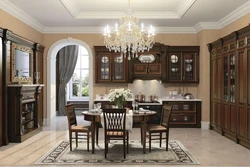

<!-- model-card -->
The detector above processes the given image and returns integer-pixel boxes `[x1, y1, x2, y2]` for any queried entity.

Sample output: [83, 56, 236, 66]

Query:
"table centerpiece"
[108, 88, 133, 108]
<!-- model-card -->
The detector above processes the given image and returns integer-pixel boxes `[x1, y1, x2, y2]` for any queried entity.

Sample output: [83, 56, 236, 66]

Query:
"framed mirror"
[11, 42, 33, 84]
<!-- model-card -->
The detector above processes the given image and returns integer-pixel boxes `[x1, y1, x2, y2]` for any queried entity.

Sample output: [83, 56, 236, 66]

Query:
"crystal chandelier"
[103, 0, 155, 60]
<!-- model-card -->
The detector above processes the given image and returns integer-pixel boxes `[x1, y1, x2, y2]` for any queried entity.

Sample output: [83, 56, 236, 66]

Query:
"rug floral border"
[35, 140, 199, 165]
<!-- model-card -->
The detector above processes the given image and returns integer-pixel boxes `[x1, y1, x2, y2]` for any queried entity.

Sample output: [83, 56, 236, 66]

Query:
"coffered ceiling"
[0, 0, 250, 33]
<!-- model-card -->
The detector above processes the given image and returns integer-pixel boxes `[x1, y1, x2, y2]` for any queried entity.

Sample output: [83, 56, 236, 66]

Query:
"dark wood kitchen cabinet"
[133, 52, 162, 79]
[134, 63, 161, 75]
[7, 84, 43, 142]
[221, 33, 237, 141]
[94, 46, 128, 83]
[208, 39, 223, 134]
[167, 46, 199, 83]
[236, 26, 250, 148]
[163, 100, 201, 128]
[208, 24, 250, 149]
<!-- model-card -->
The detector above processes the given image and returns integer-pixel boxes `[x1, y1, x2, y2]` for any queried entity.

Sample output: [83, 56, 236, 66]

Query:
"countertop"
[94, 98, 202, 105]
[159, 98, 202, 102]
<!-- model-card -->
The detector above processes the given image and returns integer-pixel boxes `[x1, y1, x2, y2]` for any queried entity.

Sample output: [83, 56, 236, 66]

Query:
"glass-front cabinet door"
[183, 53, 196, 81]
[168, 53, 181, 81]
[96, 53, 127, 83]
[223, 56, 229, 102]
[112, 54, 127, 82]
[229, 54, 235, 103]
[223, 54, 235, 103]
[97, 54, 111, 82]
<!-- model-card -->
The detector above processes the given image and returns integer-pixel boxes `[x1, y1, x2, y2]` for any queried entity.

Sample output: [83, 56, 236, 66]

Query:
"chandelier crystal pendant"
[103, 0, 155, 60]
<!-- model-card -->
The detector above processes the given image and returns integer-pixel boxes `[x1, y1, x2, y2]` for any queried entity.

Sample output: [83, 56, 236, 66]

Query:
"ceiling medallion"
[103, 0, 155, 60]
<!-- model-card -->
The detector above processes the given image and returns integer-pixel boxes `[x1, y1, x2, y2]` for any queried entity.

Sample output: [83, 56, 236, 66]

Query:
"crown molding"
[194, 0, 250, 32]
[176, 0, 196, 18]
[42, 26, 197, 34]
[60, 0, 80, 18]
[42, 27, 103, 34]
[0, 0, 44, 32]
[1, 0, 250, 34]
[194, 22, 221, 32]
[155, 27, 197, 34]
[218, 0, 250, 28]
[61, 0, 194, 19]
[77, 11, 179, 19]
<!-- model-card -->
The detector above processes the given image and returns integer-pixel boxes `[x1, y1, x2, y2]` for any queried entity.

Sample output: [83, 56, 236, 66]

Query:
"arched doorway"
[46, 37, 93, 125]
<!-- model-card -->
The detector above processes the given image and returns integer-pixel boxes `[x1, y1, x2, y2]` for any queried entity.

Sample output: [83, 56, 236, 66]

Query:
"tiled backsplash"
[95, 80, 198, 100]
[128, 80, 165, 101]
[128, 80, 198, 100]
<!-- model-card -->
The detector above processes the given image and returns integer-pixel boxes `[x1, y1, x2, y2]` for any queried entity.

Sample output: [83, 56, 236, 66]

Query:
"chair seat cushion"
[71, 125, 90, 132]
[147, 125, 167, 132]
[107, 131, 124, 136]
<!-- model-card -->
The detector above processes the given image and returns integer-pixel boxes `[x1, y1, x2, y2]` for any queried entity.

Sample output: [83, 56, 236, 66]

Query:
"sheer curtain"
[58, 45, 79, 116]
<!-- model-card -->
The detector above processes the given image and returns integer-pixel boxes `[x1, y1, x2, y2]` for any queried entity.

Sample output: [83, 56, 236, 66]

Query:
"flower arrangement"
[108, 88, 133, 108]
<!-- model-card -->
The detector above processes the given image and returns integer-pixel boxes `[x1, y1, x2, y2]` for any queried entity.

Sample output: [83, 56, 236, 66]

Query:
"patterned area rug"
[35, 140, 199, 165]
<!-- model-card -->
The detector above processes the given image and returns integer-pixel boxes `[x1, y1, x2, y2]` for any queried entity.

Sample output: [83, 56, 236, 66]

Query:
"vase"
[115, 100, 123, 109]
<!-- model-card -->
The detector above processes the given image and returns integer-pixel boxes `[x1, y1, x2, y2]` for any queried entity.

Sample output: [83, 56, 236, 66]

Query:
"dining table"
[82, 110, 157, 154]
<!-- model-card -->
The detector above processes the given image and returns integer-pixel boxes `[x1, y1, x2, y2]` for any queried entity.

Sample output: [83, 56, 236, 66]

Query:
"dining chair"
[146, 104, 172, 152]
[65, 103, 91, 151]
[102, 108, 129, 159]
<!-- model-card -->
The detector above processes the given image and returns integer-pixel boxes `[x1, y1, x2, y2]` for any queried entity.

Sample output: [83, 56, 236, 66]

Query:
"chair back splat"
[102, 108, 129, 159]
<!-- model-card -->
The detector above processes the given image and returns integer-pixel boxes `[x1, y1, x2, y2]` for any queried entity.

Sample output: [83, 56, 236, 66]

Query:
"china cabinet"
[208, 24, 250, 149]
[221, 33, 237, 141]
[236, 26, 250, 148]
[94, 46, 128, 83]
[167, 46, 199, 83]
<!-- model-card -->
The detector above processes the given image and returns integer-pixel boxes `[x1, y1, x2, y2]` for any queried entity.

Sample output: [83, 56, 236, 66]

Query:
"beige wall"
[1, 8, 250, 124]
[0, 9, 43, 44]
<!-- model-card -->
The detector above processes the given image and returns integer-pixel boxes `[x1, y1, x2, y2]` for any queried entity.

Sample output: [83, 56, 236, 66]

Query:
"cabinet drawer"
[170, 113, 196, 124]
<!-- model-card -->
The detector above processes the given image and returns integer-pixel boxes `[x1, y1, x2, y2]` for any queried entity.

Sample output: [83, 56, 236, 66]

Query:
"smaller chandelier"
[103, 0, 155, 60]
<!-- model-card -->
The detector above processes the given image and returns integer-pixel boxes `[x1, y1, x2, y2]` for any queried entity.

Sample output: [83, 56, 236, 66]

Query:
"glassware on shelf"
[132, 101, 135, 110]
[135, 102, 138, 110]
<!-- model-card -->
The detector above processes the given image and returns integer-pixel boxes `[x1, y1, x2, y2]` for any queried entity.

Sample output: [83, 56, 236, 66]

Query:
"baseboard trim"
[201, 121, 210, 129]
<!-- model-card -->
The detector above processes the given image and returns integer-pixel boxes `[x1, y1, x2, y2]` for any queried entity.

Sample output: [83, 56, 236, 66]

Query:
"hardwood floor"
[0, 116, 250, 166]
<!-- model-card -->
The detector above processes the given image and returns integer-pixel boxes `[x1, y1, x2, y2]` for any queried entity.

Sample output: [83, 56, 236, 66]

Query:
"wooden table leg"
[95, 123, 99, 145]
[142, 122, 147, 153]
[142, 116, 148, 154]
[140, 123, 143, 145]
[91, 121, 96, 154]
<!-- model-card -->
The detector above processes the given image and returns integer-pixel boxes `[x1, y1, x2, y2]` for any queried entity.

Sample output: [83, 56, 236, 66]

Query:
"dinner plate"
[171, 55, 178, 63]
[186, 64, 192, 72]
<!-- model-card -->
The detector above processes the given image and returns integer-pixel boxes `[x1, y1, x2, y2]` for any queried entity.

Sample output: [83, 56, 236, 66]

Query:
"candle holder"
[34, 72, 40, 84]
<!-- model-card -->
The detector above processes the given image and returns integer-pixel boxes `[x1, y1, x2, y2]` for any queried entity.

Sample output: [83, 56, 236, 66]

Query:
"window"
[67, 46, 89, 101]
